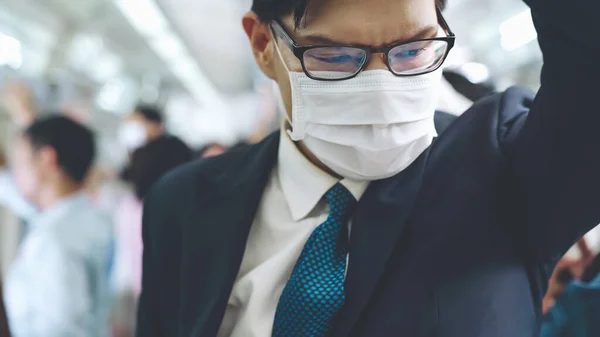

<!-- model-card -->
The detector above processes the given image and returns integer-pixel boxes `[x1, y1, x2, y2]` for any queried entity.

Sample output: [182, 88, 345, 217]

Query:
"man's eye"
[393, 48, 425, 59]
[313, 54, 356, 63]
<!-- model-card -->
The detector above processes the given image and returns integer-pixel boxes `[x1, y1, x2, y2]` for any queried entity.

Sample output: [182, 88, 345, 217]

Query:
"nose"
[363, 52, 388, 71]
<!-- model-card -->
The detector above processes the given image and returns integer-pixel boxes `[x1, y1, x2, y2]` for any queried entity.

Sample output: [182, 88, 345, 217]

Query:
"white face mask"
[118, 121, 148, 151]
[274, 41, 443, 181]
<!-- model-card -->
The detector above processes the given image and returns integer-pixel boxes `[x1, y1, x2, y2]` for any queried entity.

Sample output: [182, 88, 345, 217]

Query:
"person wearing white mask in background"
[111, 105, 191, 337]
[118, 105, 165, 153]
[136, 1, 600, 337]
[118, 105, 191, 185]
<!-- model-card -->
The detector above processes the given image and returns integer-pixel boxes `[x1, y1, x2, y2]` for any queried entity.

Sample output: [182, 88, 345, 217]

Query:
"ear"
[243, 11, 276, 80]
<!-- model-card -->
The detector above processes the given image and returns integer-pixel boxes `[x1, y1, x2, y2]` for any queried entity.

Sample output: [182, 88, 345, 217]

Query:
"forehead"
[282, 0, 438, 47]
[126, 112, 145, 122]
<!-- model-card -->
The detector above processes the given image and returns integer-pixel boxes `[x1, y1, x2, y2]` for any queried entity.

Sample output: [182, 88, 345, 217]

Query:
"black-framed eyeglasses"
[270, 8, 456, 81]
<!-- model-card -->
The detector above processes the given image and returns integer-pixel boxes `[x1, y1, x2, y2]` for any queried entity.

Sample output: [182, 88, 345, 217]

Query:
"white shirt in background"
[4, 192, 113, 337]
[217, 129, 369, 337]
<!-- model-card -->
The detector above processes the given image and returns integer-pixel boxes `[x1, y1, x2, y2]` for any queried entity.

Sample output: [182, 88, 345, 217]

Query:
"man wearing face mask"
[136, 0, 600, 336]
[118, 105, 166, 153]
[119, 105, 191, 182]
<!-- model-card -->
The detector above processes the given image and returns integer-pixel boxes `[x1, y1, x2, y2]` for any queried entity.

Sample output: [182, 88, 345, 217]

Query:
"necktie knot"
[324, 183, 357, 223]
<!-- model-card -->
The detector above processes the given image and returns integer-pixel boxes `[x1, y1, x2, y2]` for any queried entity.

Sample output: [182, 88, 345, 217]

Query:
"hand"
[0, 82, 36, 127]
[543, 259, 572, 315]
[542, 238, 593, 315]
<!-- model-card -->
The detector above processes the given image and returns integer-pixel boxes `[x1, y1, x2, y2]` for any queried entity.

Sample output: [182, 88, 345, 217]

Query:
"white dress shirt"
[217, 129, 369, 337]
[4, 192, 113, 337]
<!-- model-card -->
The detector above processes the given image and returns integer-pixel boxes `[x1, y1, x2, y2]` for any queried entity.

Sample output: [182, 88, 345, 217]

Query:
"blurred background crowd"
[0, 0, 598, 336]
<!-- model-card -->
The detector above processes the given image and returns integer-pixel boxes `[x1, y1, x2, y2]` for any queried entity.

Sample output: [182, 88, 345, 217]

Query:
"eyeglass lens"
[388, 40, 449, 75]
[302, 40, 449, 80]
[303, 47, 368, 80]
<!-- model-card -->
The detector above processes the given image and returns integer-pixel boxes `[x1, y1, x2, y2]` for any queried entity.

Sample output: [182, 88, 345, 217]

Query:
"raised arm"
[512, 0, 600, 262]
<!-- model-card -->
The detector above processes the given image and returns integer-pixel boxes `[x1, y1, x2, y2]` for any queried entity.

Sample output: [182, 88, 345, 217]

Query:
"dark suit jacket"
[0, 281, 10, 337]
[137, 0, 600, 336]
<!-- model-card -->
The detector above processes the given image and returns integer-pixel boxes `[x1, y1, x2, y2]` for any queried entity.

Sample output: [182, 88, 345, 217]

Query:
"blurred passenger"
[0, 83, 38, 221]
[137, 0, 600, 336]
[442, 70, 497, 102]
[3, 116, 113, 337]
[118, 105, 166, 152]
[543, 239, 594, 315]
[118, 104, 191, 180]
[200, 143, 228, 158]
[0, 81, 36, 127]
[0, 281, 10, 337]
[541, 245, 600, 337]
[111, 134, 192, 337]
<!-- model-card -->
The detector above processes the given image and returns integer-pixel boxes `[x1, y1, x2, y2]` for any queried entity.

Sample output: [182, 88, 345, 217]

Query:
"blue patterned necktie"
[272, 183, 357, 337]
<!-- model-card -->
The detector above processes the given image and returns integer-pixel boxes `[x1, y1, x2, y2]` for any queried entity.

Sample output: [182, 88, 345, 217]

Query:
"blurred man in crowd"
[543, 239, 595, 315]
[110, 105, 192, 337]
[112, 132, 193, 337]
[118, 105, 166, 153]
[137, 0, 600, 336]
[541, 239, 600, 337]
[3, 116, 113, 337]
[119, 104, 191, 182]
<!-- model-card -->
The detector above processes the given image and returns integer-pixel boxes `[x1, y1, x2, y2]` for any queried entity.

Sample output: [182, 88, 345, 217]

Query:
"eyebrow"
[297, 25, 441, 47]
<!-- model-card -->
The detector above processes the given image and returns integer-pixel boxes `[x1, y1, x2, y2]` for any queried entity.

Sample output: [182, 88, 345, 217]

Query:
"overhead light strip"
[499, 9, 537, 52]
[115, 0, 223, 109]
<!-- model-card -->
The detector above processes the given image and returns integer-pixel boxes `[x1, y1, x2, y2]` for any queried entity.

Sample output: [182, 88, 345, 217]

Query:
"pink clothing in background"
[114, 193, 144, 297]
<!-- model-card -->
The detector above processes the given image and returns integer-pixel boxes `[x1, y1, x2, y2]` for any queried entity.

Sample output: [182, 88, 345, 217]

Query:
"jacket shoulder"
[495, 86, 534, 134]
[143, 136, 277, 229]
[467, 86, 533, 122]
[430, 87, 534, 161]
[145, 142, 255, 210]
[453, 87, 533, 141]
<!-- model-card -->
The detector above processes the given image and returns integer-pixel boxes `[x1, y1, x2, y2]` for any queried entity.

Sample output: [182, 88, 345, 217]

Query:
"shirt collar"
[277, 127, 369, 221]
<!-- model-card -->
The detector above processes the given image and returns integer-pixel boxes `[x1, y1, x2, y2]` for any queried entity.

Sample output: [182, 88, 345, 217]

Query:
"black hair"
[123, 136, 192, 200]
[252, 0, 448, 28]
[24, 115, 95, 183]
[134, 104, 164, 124]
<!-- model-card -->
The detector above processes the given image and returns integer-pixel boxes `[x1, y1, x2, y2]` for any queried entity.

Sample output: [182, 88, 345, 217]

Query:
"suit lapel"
[178, 133, 280, 337]
[334, 148, 431, 337]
